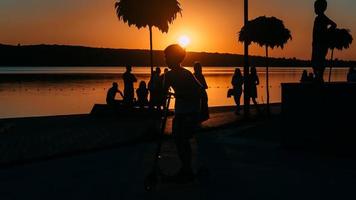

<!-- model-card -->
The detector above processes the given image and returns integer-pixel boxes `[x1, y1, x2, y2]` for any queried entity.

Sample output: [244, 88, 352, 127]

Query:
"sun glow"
[178, 35, 191, 48]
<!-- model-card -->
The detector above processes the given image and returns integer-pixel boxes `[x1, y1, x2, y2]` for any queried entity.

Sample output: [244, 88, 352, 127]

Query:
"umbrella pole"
[328, 49, 334, 83]
[265, 45, 270, 116]
[149, 26, 154, 75]
[243, 0, 250, 118]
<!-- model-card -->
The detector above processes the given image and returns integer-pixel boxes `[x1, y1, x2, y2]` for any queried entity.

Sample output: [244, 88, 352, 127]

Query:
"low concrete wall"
[281, 82, 356, 155]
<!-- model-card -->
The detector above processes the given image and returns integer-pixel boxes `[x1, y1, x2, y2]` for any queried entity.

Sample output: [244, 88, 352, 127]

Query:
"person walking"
[231, 68, 244, 115]
[246, 66, 261, 113]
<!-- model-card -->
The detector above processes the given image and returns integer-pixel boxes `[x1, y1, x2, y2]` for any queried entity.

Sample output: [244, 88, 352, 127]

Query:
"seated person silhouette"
[106, 82, 124, 107]
[136, 81, 149, 109]
[300, 70, 309, 83]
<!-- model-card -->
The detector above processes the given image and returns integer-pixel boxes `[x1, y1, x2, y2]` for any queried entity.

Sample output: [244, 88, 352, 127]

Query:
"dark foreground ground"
[1, 105, 356, 200]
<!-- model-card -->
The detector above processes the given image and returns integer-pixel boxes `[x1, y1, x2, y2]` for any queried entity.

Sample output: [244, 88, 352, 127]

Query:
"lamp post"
[243, 0, 250, 117]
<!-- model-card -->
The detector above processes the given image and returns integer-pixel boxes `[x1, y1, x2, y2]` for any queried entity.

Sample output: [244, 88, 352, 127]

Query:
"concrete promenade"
[1, 105, 356, 200]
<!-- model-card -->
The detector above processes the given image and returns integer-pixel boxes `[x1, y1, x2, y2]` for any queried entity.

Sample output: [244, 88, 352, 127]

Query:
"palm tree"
[327, 28, 353, 82]
[239, 16, 291, 115]
[115, 0, 182, 74]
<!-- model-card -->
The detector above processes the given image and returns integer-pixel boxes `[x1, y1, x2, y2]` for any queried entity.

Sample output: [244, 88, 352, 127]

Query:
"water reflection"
[0, 67, 348, 118]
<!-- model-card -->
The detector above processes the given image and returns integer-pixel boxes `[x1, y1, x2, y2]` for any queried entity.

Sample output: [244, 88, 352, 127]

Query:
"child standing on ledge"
[312, 0, 337, 82]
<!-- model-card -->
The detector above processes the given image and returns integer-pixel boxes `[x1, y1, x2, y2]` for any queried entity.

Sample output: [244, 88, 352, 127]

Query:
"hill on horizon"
[1, 44, 355, 67]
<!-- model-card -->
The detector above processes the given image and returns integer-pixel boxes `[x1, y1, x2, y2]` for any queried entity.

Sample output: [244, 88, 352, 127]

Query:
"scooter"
[144, 92, 174, 191]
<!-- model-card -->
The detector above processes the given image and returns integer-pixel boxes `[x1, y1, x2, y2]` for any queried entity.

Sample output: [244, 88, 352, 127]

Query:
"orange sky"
[1, 0, 355, 60]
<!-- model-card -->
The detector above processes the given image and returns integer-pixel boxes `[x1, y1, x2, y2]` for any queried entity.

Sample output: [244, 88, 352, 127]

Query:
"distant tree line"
[1, 44, 355, 67]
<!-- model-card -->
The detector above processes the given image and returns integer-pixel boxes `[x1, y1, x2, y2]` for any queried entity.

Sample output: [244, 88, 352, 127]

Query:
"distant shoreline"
[1, 44, 355, 67]
[0, 65, 351, 68]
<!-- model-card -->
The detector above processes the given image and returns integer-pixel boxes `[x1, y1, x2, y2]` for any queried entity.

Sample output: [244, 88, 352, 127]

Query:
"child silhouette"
[312, 0, 337, 82]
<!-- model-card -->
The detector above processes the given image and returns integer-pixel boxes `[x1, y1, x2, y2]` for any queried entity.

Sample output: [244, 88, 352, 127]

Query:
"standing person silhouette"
[193, 62, 210, 122]
[312, 0, 337, 82]
[163, 44, 203, 183]
[148, 67, 163, 110]
[159, 68, 170, 109]
[247, 66, 261, 113]
[122, 65, 137, 105]
[231, 68, 244, 115]
[160, 68, 170, 108]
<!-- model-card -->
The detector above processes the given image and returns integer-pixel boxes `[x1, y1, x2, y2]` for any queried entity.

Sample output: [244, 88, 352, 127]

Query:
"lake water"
[0, 66, 349, 119]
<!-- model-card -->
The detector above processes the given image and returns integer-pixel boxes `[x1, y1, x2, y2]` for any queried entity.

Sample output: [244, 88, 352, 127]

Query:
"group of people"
[229, 66, 261, 115]
[106, 65, 139, 107]
[105, 45, 214, 182]
[106, 61, 210, 121]
[300, 66, 356, 83]
[106, 65, 168, 110]
[105, 43, 266, 182]
[103, 0, 354, 184]
[300, 70, 317, 83]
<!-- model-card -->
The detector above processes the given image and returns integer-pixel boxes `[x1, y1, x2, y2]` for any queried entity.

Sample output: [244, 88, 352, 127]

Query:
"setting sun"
[178, 35, 191, 48]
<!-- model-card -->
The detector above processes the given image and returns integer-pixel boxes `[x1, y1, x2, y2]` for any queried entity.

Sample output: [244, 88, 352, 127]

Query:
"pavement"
[1, 105, 356, 200]
[0, 143, 150, 200]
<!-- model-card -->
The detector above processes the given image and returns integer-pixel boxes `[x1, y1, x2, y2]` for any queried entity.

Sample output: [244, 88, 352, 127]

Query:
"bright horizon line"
[4, 42, 353, 62]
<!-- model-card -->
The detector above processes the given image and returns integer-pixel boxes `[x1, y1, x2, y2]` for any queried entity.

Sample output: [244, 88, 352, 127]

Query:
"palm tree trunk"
[265, 45, 270, 116]
[328, 49, 334, 83]
[149, 25, 153, 75]
[243, 0, 250, 118]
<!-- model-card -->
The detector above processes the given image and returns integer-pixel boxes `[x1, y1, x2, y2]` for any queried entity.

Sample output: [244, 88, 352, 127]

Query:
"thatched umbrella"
[327, 28, 353, 82]
[115, 0, 182, 74]
[239, 16, 291, 115]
